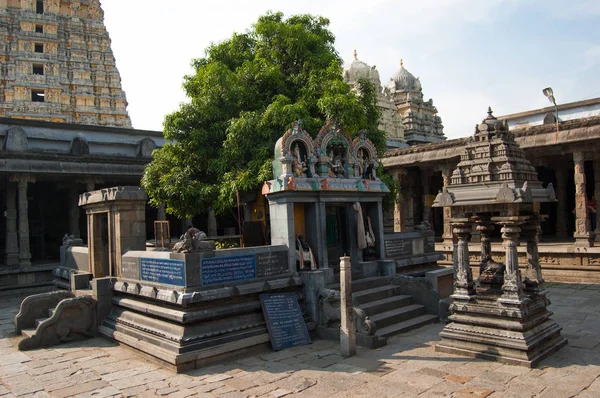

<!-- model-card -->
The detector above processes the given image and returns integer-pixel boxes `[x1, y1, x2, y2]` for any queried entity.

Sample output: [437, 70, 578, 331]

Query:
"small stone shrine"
[432, 108, 566, 366]
[263, 119, 389, 278]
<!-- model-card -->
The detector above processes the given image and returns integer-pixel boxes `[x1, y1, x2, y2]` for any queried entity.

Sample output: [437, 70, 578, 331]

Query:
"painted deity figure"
[291, 144, 307, 177]
[327, 148, 347, 178]
[358, 149, 366, 178]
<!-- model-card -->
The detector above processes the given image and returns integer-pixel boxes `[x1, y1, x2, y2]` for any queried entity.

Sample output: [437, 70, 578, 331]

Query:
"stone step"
[360, 295, 413, 316]
[369, 304, 425, 329]
[376, 314, 439, 338]
[21, 328, 36, 339]
[35, 317, 49, 327]
[327, 276, 390, 293]
[352, 285, 401, 305]
[75, 289, 93, 297]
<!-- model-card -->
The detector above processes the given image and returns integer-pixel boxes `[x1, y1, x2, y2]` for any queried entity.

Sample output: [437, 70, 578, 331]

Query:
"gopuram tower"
[0, 0, 132, 127]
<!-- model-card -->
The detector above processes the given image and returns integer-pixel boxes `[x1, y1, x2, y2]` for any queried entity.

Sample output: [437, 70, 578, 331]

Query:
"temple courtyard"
[0, 282, 597, 398]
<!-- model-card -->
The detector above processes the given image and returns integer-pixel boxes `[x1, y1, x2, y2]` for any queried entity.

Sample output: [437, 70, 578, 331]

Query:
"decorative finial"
[487, 106, 493, 117]
[353, 49, 357, 59]
[400, 59, 404, 67]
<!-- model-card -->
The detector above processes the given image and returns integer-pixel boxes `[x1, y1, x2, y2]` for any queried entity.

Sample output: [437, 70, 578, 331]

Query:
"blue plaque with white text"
[201, 254, 256, 285]
[140, 257, 185, 286]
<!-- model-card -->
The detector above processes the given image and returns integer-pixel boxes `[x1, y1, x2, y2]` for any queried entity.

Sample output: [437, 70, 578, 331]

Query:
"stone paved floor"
[1, 283, 599, 397]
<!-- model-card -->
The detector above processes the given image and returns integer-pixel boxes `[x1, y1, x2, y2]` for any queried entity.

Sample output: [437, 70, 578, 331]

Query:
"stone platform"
[0, 282, 598, 397]
[437, 241, 600, 283]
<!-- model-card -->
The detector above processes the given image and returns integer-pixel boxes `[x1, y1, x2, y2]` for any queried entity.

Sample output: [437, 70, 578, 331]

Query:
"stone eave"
[0, 117, 163, 138]
[496, 97, 600, 121]
[0, 150, 151, 165]
[382, 116, 600, 168]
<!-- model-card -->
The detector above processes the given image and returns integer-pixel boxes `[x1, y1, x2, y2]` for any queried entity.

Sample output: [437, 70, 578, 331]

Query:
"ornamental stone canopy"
[432, 107, 556, 210]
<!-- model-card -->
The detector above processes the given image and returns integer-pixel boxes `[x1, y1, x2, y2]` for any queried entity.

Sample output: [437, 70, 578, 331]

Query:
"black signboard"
[260, 293, 311, 351]
[256, 251, 288, 278]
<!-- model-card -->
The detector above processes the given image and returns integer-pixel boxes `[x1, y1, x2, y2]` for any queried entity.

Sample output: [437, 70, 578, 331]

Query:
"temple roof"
[432, 108, 556, 207]
[387, 60, 422, 93]
[343, 50, 382, 87]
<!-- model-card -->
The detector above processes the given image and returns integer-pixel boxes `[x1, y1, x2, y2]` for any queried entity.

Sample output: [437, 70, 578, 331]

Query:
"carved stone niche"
[4, 126, 28, 151]
[69, 134, 89, 155]
[137, 137, 156, 158]
[273, 120, 316, 180]
[314, 120, 354, 178]
[352, 131, 378, 179]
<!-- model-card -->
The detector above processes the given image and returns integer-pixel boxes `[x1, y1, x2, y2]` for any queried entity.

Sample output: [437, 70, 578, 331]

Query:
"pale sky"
[101, 0, 600, 139]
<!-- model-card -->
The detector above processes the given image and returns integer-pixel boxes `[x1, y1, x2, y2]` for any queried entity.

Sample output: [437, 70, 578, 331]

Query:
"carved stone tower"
[344, 51, 406, 149]
[0, 0, 132, 127]
[386, 60, 444, 145]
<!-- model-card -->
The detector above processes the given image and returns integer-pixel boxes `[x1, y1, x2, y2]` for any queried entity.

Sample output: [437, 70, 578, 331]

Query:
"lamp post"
[542, 87, 559, 133]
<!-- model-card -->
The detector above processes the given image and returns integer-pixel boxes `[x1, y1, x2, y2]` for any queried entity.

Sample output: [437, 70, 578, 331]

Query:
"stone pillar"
[573, 152, 592, 247]
[207, 207, 217, 237]
[441, 167, 453, 246]
[452, 220, 475, 298]
[5, 182, 19, 266]
[476, 218, 494, 263]
[422, 169, 432, 225]
[555, 168, 568, 238]
[392, 169, 406, 232]
[339, 256, 356, 357]
[17, 176, 34, 267]
[68, 186, 81, 238]
[499, 221, 524, 301]
[522, 219, 544, 293]
[594, 159, 600, 241]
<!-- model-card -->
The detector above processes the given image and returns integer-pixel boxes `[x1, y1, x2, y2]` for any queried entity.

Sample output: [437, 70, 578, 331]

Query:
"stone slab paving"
[0, 282, 599, 397]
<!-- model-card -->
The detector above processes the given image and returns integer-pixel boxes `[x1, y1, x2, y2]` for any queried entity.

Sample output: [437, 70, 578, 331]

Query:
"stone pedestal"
[573, 152, 592, 247]
[5, 182, 19, 266]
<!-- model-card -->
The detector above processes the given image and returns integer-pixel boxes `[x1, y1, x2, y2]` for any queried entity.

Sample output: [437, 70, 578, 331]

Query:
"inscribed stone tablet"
[201, 254, 256, 285]
[140, 257, 185, 286]
[260, 293, 311, 351]
[384, 238, 411, 258]
[256, 251, 288, 278]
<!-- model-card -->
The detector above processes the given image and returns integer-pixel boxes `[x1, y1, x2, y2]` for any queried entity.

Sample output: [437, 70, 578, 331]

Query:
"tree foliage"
[142, 12, 385, 218]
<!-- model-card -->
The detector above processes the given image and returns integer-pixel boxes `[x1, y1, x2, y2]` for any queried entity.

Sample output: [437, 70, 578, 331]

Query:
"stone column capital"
[9, 174, 36, 183]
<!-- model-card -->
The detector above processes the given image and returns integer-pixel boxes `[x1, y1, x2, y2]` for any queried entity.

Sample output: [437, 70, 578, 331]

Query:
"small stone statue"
[414, 221, 432, 231]
[172, 228, 215, 253]
[61, 233, 83, 246]
[291, 144, 307, 177]
[478, 255, 505, 286]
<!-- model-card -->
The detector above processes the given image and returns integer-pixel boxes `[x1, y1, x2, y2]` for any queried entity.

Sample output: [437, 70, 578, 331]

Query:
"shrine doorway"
[325, 204, 349, 270]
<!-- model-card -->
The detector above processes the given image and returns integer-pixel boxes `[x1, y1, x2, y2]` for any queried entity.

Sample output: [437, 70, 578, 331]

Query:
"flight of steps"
[16, 289, 96, 350]
[328, 276, 438, 339]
